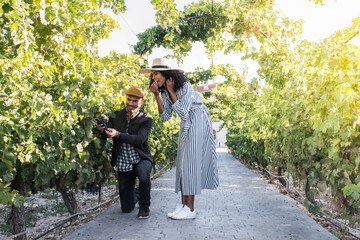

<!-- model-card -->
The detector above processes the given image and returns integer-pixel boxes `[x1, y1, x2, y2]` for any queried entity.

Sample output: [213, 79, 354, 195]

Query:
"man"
[95, 86, 153, 219]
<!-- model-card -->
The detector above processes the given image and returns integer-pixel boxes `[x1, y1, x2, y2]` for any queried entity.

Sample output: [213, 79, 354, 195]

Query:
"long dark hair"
[149, 70, 188, 93]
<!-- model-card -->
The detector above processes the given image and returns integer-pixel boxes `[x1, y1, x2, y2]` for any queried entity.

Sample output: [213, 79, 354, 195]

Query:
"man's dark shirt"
[100, 108, 153, 168]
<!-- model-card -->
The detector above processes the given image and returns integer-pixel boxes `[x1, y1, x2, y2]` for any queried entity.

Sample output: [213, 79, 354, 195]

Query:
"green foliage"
[343, 183, 360, 201]
[149, 115, 179, 168]
[0, 0, 129, 207]
[40, 188, 59, 200]
[134, 0, 275, 59]
[304, 199, 321, 215]
[186, 68, 215, 86]
[235, 13, 360, 221]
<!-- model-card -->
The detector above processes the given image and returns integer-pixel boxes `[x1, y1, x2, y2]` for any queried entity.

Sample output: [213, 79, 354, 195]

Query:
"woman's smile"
[151, 71, 166, 87]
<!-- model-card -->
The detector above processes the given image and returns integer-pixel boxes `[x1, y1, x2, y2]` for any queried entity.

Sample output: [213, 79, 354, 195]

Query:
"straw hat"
[139, 58, 184, 75]
[125, 86, 145, 98]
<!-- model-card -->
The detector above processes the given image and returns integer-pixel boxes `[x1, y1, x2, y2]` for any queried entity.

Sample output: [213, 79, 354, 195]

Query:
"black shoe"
[137, 207, 150, 219]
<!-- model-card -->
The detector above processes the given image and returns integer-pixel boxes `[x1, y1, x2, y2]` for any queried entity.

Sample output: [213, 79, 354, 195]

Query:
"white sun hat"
[139, 58, 184, 75]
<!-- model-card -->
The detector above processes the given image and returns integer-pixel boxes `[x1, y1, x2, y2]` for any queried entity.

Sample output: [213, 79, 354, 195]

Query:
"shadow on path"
[63, 148, 338, 240]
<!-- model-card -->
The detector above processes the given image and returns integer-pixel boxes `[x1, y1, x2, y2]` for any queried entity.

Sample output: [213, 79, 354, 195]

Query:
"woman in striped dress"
[140, 58, 219, 220]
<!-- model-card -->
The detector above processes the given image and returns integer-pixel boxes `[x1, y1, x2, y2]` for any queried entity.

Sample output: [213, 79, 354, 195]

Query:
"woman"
[140, 58, 219, 220]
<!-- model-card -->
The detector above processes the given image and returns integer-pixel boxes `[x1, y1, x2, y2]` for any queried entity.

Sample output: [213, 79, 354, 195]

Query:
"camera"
[96, 117, 108, 131]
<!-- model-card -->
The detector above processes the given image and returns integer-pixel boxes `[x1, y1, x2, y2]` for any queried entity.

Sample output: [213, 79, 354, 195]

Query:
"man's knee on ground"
[122, 206, 135, 213]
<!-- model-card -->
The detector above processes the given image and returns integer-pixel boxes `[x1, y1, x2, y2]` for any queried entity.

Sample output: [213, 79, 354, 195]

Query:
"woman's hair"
[149, 70, 188, 93]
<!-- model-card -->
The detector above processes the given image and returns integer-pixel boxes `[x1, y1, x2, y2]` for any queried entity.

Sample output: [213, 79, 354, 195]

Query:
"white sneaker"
[167, 205, 184, 218]
[170, 205, 196, 220]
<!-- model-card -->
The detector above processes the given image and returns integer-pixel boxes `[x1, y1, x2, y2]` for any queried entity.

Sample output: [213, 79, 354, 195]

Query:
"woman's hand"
[150, 81, 160, 95]
[105, 128, 119, 138]
[166, 77, 175, 93]
[166, 77, 178, 104]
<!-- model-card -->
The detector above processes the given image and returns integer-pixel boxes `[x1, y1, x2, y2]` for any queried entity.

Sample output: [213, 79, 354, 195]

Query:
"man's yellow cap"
[125, 86, 145, 98]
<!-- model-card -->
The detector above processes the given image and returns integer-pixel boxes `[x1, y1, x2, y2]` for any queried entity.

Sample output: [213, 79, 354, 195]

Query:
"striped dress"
[160, 81, 219, 195]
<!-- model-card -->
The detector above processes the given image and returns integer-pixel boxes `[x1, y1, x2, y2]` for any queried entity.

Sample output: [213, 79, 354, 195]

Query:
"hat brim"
[139, 68, 184, 75]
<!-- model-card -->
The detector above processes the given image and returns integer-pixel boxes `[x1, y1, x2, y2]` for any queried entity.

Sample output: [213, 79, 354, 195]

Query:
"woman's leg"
[169, 184, 196, 219]
[180, 181, 195, 211]
[181, 192, 186, 205]
[182, 194, 195, 211]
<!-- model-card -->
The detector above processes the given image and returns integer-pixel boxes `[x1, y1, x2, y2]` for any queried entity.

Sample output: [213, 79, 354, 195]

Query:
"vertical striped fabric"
[160, 82, 219, 195]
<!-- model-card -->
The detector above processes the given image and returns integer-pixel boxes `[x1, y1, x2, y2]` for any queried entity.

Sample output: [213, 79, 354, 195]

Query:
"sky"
[98, 0, 360, 82]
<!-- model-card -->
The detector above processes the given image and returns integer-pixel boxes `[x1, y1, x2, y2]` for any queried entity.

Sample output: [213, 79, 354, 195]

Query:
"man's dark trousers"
[117, 159, 152, 213]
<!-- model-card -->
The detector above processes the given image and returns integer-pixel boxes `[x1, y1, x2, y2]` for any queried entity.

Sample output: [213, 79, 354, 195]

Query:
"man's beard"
[126, 105, 139, 118]
[127, 105, 137, 112]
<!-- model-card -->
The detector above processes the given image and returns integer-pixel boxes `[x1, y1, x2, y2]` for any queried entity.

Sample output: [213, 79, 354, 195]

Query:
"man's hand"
[105, 128, 119, 138]
[94, 120, 105, 132]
